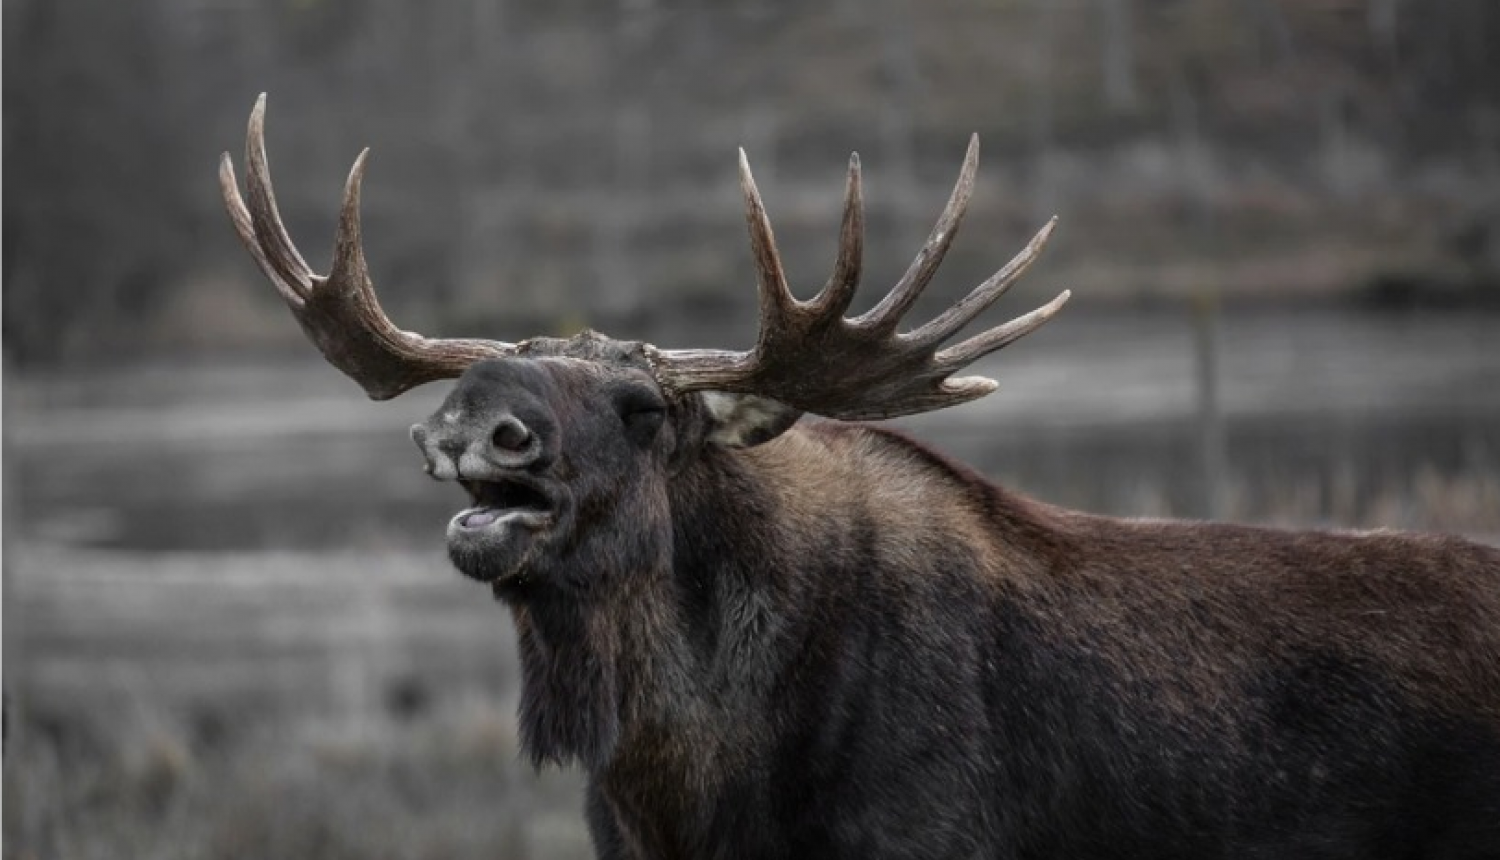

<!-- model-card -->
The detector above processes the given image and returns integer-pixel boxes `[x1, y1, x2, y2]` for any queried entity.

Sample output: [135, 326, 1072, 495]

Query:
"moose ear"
[699, 392, 802, 448]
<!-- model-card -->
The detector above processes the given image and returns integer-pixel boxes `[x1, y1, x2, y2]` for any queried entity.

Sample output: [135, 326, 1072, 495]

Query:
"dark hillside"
[6, 1, 1498, 364]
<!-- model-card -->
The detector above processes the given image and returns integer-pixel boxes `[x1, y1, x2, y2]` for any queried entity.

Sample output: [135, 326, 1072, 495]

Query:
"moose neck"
[502, 422, 846, 773]
[505, 440, 801, 775]
[506, 528, 699, 772]
[506, 420, 1049, 778]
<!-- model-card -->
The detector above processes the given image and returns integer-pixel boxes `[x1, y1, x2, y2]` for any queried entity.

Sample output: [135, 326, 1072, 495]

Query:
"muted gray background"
[6, 2, 1499, 857]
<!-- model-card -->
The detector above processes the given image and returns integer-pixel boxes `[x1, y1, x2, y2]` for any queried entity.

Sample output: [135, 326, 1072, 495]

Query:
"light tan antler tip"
[339, 149, 372, 229]
[1027, 288, 1072, 324]
[1029, 216, 1060, 249]
[250, 93, 267, 130]
[348, 147, 371, 184]
[940, 376, 1000, 398]
[737, 148, 755, 191]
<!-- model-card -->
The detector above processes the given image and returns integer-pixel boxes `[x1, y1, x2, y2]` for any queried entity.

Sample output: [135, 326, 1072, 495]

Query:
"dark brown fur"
[412, 352, 1500, 860]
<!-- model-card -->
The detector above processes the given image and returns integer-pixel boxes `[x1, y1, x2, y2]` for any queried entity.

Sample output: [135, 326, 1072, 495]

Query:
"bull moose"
[221, 95, 1500, 859]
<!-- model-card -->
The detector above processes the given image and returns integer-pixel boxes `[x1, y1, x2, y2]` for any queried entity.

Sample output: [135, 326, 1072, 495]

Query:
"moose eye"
[616, 388, 667, 446]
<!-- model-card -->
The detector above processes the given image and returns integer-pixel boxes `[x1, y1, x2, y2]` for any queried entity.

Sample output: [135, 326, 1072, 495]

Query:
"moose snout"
[411, 408, 551, 481]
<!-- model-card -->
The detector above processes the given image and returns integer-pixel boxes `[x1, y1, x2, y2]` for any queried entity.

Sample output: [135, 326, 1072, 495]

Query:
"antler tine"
[907, 216, 1058, 348]
[809, 152, 865, 318]
[936, 288, 1072, 376]
[243, 94, 315, 297]
[220, 154, 304, 308]
[855, 134, 979, 331]
[329, 148, 374, 292]
[738, 149, 799, 342]
[221, 94, 515, 400]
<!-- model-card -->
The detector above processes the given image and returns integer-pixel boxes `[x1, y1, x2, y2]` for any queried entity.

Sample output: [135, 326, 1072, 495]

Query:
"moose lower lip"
[461, 508, 503, 528]
[451, 506, 552, 531]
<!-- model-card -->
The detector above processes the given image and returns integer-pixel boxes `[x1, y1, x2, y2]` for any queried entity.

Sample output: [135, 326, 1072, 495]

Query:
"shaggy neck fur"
[504, 420, 1041, 778]
[506, 439, 798, 774]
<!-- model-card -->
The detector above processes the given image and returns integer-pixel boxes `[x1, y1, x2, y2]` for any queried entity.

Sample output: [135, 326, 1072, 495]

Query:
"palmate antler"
[646, 140, 1068, 419]
[221, 95, 1068, 418]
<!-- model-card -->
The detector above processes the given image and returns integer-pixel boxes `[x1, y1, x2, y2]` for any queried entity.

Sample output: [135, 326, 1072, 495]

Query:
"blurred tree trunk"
[1237, 0, 1294, 64]
[1097, 0, 1138, 112]
[592, 1, 655, 322]
[1368, 0, 1399, 53]
[1027, 0, 1059, 218]
[878, 0, 920, 244]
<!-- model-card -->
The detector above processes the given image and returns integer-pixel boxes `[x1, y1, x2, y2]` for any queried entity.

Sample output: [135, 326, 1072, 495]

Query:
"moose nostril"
[491, 415, 531, 452]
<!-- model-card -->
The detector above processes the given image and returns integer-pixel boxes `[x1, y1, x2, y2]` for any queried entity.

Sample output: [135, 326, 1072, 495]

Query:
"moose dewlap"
[223, 94, 1500, 859]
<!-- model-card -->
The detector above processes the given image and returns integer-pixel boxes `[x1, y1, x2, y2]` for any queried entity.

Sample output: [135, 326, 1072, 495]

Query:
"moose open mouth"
[454, 478, 555, 530]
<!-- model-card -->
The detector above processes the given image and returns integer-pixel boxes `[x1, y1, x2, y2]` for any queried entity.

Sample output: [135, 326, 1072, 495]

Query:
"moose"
[222, 96, 1500, 859]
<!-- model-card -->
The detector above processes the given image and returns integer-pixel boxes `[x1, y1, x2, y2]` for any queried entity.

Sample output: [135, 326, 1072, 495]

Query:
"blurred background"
[5, 1, 1499, 857]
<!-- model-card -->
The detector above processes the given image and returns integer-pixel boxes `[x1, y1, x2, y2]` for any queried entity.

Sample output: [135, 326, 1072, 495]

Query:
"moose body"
[430, 359, 1500, 860]
[222, 95, 1500, 858]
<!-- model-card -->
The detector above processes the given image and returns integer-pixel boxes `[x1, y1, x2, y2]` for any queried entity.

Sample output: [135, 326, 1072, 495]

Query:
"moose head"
[220, 94, 1067, 604]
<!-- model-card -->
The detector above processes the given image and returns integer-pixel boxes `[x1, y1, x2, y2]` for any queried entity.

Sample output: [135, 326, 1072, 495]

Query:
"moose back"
[222, 95, 1500, 859]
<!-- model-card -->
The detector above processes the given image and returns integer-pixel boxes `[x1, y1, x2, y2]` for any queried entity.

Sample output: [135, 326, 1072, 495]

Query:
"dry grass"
[3, 547, 591, 860]
[5, 698, 590, 860]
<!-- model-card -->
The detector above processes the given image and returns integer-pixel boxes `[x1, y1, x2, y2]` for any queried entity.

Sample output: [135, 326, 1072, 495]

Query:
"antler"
[219, 94, 514, 400]
[223, 97, 1065, 418]
[649, 135, 1069, 420]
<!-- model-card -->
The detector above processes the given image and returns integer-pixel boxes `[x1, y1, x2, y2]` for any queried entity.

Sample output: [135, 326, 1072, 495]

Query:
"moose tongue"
[463, 508, 502, 528]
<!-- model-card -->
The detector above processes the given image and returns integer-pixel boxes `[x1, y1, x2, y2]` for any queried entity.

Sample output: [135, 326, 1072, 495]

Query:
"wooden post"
[3, 373, 21, 756]
[1192, 288, 1227, 520]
